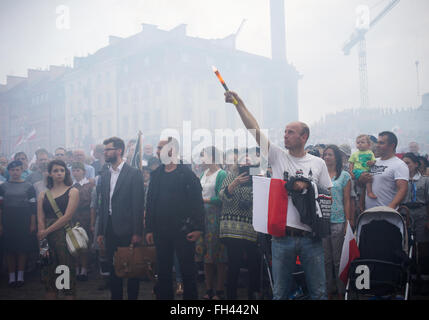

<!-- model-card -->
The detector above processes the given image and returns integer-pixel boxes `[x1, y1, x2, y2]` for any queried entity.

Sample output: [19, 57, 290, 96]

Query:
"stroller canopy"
[356, 206, 408, 253]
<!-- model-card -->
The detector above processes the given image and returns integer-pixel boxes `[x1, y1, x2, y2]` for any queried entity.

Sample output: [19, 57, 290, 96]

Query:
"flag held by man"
[252, 176, 288, 237]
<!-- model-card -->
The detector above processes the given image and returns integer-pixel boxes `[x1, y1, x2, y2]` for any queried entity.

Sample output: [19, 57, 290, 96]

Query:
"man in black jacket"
[145, 138, 204, 300]
[97, 137, 145, 300]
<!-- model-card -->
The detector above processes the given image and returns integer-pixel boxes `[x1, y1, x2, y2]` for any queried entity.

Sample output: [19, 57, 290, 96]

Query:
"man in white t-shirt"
[225, 91, 332, 300]
[359, 131, 408, 210]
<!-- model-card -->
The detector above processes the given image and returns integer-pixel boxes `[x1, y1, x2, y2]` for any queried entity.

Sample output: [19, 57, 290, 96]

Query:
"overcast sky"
[1, 0, 428, 124]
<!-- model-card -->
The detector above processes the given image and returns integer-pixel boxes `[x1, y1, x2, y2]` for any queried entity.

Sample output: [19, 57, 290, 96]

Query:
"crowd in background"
[0, 131, 428, 300]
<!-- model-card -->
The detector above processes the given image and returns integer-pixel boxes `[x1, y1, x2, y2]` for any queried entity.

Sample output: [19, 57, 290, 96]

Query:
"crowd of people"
[0, 91, 428, 300]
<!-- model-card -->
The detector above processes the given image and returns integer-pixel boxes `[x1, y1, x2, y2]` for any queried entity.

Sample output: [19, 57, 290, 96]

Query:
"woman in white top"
[195, 146, 228, 300]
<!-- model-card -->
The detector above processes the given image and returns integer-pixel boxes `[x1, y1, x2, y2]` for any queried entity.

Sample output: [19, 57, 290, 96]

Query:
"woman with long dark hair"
[37, 160, 79, 299]
[322, 145, 352, 300]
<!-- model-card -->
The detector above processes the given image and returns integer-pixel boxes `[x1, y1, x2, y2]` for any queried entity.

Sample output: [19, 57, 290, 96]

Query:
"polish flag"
[15, 134, 25, 147]
[252, 176, 288, 237]
[26, 129, 36, 141]
[339, 221, 360, 284]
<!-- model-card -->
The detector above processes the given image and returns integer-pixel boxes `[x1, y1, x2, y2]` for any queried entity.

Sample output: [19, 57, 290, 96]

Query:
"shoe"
[16, 281, 24, 288]
[79, 274, 88, 282]
[8, 281, 17, 288]
[202, 289, 214, 300]
[176, 282, 184, 295]
[212, 290, 225, 300]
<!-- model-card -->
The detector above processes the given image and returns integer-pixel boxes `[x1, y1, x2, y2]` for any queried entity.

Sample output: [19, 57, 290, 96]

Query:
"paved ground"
[0, 265, 253, 300]
[0, 264, 428, 300]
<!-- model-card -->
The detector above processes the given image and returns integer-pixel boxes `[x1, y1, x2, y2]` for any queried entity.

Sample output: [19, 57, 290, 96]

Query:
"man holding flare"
[223, 90, 332, 300]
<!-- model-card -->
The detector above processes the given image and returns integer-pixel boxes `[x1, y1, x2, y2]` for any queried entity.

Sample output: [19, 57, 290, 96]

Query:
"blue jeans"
[271, 235, 327, 300]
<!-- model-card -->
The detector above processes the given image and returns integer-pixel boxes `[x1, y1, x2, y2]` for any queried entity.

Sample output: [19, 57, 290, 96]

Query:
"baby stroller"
[345, 206, 414, 300]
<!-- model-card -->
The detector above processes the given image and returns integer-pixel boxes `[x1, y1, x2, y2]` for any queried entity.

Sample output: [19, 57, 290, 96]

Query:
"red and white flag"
[26, 129, 36, 141]
[15, 134, 25, 147]
[339, 221, 360, 284]
[252, 176, 288, 237]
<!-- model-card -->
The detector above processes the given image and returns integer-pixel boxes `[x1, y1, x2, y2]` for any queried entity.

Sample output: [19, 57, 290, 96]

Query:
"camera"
[39, 239, 52, 267]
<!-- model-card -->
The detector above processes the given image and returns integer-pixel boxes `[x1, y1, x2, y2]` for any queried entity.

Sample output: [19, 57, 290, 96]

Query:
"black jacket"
[144, 164, 204, 235]
[98, 162, 145, 237]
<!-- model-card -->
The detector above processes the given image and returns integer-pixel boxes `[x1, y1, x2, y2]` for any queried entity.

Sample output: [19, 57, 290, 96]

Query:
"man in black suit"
[97, 137, 145, 300]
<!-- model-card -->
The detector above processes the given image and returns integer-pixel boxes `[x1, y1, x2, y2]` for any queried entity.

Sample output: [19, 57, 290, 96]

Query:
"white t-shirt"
[200, 169, 221, 200]
[268, 144, 333, 231]
[365, 156, 409, 210]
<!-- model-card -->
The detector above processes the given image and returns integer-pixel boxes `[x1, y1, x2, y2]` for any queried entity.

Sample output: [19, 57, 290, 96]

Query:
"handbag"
[114, 244, 156, 279]
[46, 190, 89, 257]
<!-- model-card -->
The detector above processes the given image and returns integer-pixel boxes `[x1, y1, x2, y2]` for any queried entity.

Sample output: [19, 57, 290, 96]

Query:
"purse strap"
[45, 190, 66, 221]
[45, 190, 80, 249]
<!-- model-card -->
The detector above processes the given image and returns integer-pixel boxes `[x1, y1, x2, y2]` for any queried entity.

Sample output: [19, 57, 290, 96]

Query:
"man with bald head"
[145, 137, 204, 300]
[225, 91, 332, 300]
[73, 149, 95, 180]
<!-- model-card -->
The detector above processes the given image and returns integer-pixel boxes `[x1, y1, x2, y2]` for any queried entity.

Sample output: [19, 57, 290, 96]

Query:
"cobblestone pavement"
[1, 266, 428, 300]
[0, 266, 251, 300]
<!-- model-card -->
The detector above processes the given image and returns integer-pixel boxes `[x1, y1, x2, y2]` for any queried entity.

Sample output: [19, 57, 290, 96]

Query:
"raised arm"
[225, 91, 270, 151]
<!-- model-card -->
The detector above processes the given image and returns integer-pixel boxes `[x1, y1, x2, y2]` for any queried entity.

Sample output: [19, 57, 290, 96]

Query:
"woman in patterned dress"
[37, 160, 79, 300]
[219, 152, 261, 300]
[196, 146, 228, 300]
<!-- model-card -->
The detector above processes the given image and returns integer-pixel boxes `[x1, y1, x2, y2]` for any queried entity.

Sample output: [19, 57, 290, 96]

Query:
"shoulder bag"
[46, 189, 89, 257]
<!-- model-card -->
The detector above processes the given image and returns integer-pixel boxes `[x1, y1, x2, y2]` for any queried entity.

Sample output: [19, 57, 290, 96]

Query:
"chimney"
[270, 0, 287, 62]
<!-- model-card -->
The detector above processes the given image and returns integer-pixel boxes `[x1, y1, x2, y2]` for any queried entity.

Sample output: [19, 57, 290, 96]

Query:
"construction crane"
[343, 0, 400, 109]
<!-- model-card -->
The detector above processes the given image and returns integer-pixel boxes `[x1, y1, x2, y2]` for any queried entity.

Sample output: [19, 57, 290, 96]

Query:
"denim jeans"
[271, 235, 327, 300]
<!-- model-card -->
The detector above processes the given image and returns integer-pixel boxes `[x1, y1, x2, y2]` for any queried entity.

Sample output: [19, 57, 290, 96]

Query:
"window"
[98, 121, 103, 138]
[122, 116, 129, 136]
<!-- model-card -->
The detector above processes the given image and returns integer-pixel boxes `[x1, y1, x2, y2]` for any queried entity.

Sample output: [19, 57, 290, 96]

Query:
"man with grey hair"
[145, 137, 204, 300]
[225, 91, 332, 300]
[73, 149, 95, 180]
